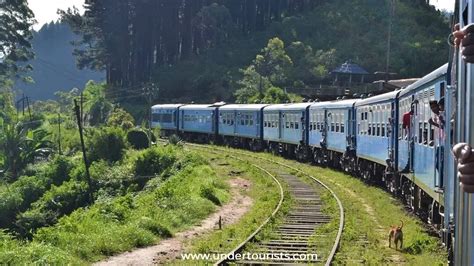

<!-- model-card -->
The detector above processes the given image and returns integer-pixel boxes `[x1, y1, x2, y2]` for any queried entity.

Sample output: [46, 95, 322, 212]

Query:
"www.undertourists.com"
[180, 252, 318, 262]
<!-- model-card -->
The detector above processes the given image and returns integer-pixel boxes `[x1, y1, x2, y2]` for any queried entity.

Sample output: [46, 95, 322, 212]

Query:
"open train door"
[455, 0, 474, 264]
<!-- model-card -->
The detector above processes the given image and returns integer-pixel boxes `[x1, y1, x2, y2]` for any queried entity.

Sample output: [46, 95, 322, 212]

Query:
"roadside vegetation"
[0, 81, 236, 264]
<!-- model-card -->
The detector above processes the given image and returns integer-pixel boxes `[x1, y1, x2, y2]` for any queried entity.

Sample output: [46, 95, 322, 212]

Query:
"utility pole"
[143, 83, 158, 146]
[80, 92, 84, 126]
[385, 0, 395, 82]
[58, 112, 62, 155]
[21, 93, 25, 116]
[26, 96, 32, 121]
[74, 99, 94, 203]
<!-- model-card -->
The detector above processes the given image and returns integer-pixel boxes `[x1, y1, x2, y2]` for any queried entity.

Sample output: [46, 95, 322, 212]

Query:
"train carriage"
[263, 103, 312, 160]
[396, 63, 448, 221]
[178, 103, 224, 142]
[355, 91, 400, 186]
[218, 104, 268, 150]
[151, 104, 183, 137]
[309, 100, 357, 169]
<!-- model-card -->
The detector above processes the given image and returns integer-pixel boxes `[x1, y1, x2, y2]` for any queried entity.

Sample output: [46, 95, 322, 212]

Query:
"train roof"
[151, 104, 184, 109]
[264, 103, 313, 111]
[219, 104, 269, 111]
[310, 99, 358, 109]
[355, 90, 401, 106]
[179, 104, 220, 110]
[399, 63, 448, 97]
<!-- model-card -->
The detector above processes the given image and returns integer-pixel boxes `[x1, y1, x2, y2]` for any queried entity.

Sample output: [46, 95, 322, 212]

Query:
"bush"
[107, 108, 135, 130]
[127, 129, 149, 150]
[88, 127, 127, 163]
[133, 146, 178, 177]
[16, 180, 90, 237]
[44, 156, 74, 186]
[0, 156, 75, 229]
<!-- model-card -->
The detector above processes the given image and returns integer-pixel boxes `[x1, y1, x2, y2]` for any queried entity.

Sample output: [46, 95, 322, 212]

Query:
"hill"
[151, 0, 450, 103]
[14, 22, 104, 100]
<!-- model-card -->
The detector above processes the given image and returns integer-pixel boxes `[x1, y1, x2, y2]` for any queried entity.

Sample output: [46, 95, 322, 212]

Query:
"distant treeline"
[61, 0, 321, 88]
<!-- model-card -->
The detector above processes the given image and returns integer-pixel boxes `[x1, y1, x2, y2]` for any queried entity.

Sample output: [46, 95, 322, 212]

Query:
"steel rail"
[186, 144, 285, 266]
[187, 143, 343, 265]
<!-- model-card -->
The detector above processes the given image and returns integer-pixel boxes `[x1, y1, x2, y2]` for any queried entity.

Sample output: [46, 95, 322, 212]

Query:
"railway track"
[183, 143, 344, 265]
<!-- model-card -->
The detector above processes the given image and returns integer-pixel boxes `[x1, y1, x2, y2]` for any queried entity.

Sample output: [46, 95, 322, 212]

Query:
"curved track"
[185, 143, 344, 265]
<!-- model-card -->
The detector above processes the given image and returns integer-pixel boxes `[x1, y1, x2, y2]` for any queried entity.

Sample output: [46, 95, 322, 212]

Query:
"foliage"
[254, 37, 293, 87]
[15, 179, 89, 237]
[0, 152, 225, 263]
[133, 146, 177, 178]
[0, 156, 75, 229]
[87, 127, 127, 163]
[107, 108, 135, 130]
[83, 81, 113, 126]
[0, 0, 35, 86]
[126, 129, 149, 150]
[0, 122, 52, 180]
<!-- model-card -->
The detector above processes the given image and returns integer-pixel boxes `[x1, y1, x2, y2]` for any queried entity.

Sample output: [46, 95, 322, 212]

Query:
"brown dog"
[388, 220, 404, 250]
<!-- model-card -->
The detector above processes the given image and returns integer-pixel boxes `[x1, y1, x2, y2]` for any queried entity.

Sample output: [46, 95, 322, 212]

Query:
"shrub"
[88, 127, 127, 163]
[133, 146, 177, 177]
[44, 156, 74, 186]
[127, 129, 149, 150]
[107, 108, 135, 130]
[16, 180, 89, 237]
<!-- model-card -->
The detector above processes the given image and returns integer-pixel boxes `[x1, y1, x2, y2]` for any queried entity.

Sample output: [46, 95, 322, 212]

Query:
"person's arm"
[454, 24, 474, 63]
[428, 118, 439, 128]
[453, 143, 474, 193]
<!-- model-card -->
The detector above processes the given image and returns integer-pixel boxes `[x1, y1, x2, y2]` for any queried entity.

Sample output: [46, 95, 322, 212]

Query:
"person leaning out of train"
[452, 24, 474, 193]
[402, 105, 414, 140]
[429, 99, 445, 187]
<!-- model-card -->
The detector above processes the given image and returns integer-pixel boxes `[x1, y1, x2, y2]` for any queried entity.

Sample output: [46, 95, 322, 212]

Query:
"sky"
[27, 0, 454, 30]
[27, 0, 85, 30]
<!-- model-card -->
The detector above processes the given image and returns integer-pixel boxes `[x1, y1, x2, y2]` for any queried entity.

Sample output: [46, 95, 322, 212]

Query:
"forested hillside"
[14, 22, 104, 100]
[61, 0, 449, 104]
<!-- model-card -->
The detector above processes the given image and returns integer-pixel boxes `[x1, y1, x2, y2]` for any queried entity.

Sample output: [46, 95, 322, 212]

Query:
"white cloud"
[431, 0, 454, 12]
[27, 0, 85, 30]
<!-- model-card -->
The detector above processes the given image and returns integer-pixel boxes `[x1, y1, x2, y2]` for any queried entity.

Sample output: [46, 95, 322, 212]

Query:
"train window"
[418, 122, 423, 144]
[430, 125, 435, 146]
[341, 121, 345, 133]
[376, 123, 380, 136]
[295, 121, 299, 130]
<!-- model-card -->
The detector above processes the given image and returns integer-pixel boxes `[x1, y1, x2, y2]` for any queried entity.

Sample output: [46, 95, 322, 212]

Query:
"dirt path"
[94, 177, 252, 266]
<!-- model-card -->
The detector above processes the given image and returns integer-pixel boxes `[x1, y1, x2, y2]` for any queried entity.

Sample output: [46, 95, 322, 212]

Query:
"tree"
[0, 0, 35, 86]
[0, 122, 52, 180]
[82, 81, 113, 126]
[254, 37, 293, 87]
[107, 107, 135, 130]
[286, 42, 336, 86]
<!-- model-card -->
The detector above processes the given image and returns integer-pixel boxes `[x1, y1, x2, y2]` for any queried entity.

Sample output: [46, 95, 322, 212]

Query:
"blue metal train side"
[179, 107, 216, 134]
[151, 104, 183, 136]
[397, 64, 448, 204]
[355, 91, 399, 166]
[263, 103, 312, 145]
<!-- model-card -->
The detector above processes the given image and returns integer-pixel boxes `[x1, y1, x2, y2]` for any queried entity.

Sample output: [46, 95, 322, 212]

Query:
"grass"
[0, 146, 233, 264]
[200, 145, 447, 265]
[175, 149, 289, 265]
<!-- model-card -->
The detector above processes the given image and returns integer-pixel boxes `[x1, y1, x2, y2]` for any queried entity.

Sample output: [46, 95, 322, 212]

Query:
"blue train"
[152, 63, 455, 252]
